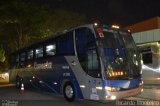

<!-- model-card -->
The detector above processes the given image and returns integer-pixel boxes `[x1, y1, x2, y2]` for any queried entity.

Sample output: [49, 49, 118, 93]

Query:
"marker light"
[141, 89, 143, 92]
[128, 29, 131, 32]
[39, 81, 43, 83]
[112, 25, 120, 29]
[53, 82, 58, 85]
[105, 86, 120, 92]
[117, 72, 120, 75]
[105, 86, 111, 91]
[80, 85, 86, 88]
[111, 95, 116, 100]
[45, 64, 48, 67]
[32, 76, 35, 79]
[121, 72, 123, 75]
[27, 64, 31, 68]
[106, 95, 117, 100]
[94, 22, 98, 26]
[108, 71, 124, 77]
[139, 81, 143, 86]
[115, 72, 117, 76]
[96, 86, 103, 90]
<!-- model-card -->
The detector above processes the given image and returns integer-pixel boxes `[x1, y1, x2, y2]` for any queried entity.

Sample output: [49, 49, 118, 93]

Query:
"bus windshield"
[97, 28, 141, 80]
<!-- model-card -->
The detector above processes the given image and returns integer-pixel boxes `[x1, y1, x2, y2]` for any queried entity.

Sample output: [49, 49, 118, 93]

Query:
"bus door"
[74, 27, 102, 100]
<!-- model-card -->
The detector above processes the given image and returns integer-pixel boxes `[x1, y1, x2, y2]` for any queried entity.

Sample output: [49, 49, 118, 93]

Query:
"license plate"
[127, 91, 136, 96]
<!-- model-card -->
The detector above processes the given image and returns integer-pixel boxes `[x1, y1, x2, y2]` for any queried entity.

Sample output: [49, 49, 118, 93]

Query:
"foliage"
[0, 47, 5, 63]
[43, 10, 86, 36]
[0, 0, 48, 53]
[0, 0, 86, 72]
[0, 1, 86, 54]
[0, 47, 6, 73]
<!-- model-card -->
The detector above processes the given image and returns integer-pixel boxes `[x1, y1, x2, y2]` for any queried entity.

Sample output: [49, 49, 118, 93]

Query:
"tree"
[0, 47, 5, 63]
[0, 1, 86, 54]
[0, 0, 86, 72]
[0, 0, 49, 53]
[0, 46, 7, 73]
[42, 10, 86, 36]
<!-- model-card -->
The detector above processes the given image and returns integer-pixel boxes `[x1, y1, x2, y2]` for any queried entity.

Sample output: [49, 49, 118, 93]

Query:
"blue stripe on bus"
[23, 56, 84, 99]
[102, 77, 141, 88]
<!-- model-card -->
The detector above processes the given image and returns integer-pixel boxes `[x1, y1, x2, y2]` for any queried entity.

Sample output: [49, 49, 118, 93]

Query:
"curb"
[0, 84, 16, 87]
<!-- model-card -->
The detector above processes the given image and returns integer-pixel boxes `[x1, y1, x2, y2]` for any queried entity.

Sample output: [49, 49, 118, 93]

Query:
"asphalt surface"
[0, 85, 159, 106]
[0, 86, 115, 106]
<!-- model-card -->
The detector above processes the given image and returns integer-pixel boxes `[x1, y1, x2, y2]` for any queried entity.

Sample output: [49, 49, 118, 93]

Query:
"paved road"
[0, 86, 115, 106]
[0, 85, 159, 106]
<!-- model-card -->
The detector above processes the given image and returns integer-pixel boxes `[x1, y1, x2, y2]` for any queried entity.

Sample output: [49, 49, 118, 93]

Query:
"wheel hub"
[65, 85, 73, 98]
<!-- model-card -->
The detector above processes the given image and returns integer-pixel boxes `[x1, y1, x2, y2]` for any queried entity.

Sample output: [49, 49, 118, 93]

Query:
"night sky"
[34, 0, 160, 27]
[1, 0, 160, 27]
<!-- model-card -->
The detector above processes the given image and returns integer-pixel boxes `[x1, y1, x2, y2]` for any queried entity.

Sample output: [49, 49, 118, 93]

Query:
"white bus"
[138, 42, 160, 85]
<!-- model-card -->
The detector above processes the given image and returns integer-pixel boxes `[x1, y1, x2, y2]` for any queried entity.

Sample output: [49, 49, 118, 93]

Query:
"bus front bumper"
[105, 85, 143, 100]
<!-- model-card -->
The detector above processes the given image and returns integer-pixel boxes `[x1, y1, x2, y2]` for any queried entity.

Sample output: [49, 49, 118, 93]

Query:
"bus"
[9, 23, 143, 102]
[138, 42, 160, 85]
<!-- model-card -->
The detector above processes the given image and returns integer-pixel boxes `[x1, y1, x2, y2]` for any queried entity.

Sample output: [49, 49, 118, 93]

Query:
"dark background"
[31, 0, 160, 26]
[0, 0, 159, 26]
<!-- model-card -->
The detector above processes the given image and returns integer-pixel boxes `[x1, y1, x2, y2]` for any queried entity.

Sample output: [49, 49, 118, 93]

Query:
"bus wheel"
[63, 82, 75, 102]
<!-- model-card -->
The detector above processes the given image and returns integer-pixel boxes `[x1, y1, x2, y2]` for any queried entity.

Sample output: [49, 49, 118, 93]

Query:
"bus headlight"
[105, 86, 120, 92]
[139, 81, 143, 86]
[106, 95, 117, 100]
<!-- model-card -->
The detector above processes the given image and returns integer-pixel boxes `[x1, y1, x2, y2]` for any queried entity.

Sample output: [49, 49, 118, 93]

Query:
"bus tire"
[16, 76, 21, 89]
[63, 82, 75, 102]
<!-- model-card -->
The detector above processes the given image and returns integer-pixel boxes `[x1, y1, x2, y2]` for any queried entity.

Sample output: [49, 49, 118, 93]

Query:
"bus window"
[76, 27, 98, 75]
[75, 28, 95, 56]
[10, 55, 18, 68]
[142, 52, 152, 64]
[19, 52, 25, 68]
[140, 46, 152, 64]
[16, 55, 19, 62]
[46, 44, 56, 56]
[20, 52, 25, 62]
[27, 50, 34, 60]
[57, 32, 74, 55]
[87, 45, 101, 78]
[36, 47, 43, 58]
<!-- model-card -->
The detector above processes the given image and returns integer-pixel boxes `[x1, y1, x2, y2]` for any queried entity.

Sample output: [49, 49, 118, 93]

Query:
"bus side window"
[140, 46, 152, 64]
[20, 52, 25, 61]
[87, 46, 101, 78]
[46, 44, 56, 56]
[36, 47, 43, 58]
[76, 27, 100, 77]
[20, 52, 25, 68]
[75, 28, 95, 56]
[142, 52, 152, 64]
[57, 32, 74, 55]
[27, 49, 34, 60]
[16, 55, 19, 63]
[76, 28, 91, 72]
[10, 54, 19, 68]
[15, 54, 19, 68]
